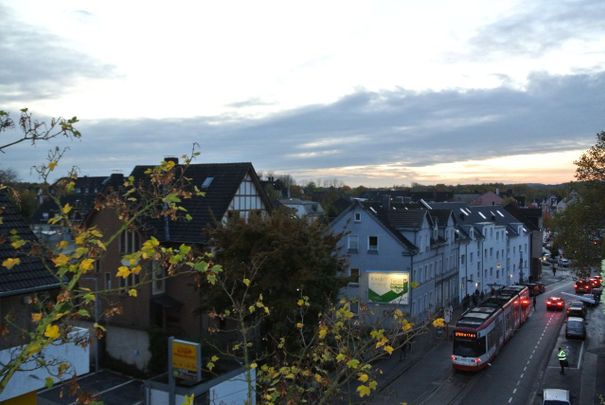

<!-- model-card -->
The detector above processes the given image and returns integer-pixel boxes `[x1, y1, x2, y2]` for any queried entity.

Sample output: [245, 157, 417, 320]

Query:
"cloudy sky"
[1, 0, 604, 186]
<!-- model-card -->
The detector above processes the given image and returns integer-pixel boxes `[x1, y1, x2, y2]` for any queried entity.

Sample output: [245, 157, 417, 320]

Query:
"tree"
[553, 130, 605, 276]
[574, 131, 605, 182]
[0, 109, 80, 152]
[203, 208, 346, 343]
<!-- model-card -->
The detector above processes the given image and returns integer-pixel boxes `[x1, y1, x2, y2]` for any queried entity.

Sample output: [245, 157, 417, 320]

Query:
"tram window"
[453, 337, 486, 357]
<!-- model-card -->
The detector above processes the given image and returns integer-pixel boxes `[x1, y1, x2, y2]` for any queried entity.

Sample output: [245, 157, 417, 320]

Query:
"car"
[541, 260, 551, 267]
[582, 293, 599, 307]
[565, 316, 586, 339]
[567, 301, 586, 318]
[575, 279, 592, 294]
[542, 388, 571, 405]
[546, 296, 565, 311]
[589, 277, 602, 288]
[524, 282, 545, 296]
[558, 258, 570, 267]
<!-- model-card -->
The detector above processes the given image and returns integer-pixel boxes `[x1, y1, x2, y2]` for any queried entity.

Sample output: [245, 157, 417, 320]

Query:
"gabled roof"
[330, 200, 417, 252]
[130, 162, 271, 244]
[0, 192, 59, 297]
[379, 206, 428, 230]
[427, 208, 453, 228]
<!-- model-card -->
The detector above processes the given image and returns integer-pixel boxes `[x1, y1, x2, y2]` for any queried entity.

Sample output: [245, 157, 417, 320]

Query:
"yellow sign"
[172, 340, 199, 372]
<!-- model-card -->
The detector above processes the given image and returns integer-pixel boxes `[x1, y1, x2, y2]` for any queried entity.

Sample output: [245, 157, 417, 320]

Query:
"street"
[372, 267, 605, 405]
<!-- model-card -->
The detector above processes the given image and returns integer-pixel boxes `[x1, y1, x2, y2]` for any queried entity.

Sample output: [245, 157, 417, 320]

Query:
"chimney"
[164, 156, 179, 164]
[495, 187, 500, 196]
[383, 194, 391, 211]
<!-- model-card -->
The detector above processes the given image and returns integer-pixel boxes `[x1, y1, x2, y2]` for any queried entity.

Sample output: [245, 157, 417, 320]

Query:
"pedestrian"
[558, 347, 567, 374]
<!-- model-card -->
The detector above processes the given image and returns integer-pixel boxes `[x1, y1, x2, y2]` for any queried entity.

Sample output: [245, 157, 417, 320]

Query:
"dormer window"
[354, 212, 361, 222]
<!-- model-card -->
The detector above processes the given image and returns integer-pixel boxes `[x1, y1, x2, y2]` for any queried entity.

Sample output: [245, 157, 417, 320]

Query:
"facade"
[84, 160, 271, 371]
[330, 199, 459, 324]
[0, 191, 89, 404]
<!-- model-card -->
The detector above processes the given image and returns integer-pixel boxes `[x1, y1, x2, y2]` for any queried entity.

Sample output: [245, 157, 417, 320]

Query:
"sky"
[1, 0, 605, 187]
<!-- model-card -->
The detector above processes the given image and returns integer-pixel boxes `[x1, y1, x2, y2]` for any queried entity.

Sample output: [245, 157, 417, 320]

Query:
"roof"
[130, 162, 271, 244]
[0, 191, 59, 296]
[32, 176, 108, 224]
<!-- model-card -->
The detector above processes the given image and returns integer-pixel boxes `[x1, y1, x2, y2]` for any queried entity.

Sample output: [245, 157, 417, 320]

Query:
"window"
[461, 254, 465, 265]
[201, 176, 214, 189]
[350, 268, 360, 283]
[119, 230, 140, 254]
[105, 272, 112, 290]
[496, 251, 499, 259]
[368, 236, 378, 251]
[354, 212, 361, 222]
[470, 252, 474, 262]
[484, 249, 487, 258]
[347, 235, 359, 251]
[95, 261, 100, 274]
[152, 261, 165, 295]
[496, 231, 499, 240]
[496, 270, 500, 278]
[490, 248, 493, 257]
[490, 267, 493, 276]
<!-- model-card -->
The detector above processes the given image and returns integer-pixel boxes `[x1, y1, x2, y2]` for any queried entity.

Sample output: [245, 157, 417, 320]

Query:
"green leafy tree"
[203, 208, 346, 343]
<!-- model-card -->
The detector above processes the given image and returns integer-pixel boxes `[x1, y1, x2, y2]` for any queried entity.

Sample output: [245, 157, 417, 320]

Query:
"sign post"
[168, 337, 202, 405]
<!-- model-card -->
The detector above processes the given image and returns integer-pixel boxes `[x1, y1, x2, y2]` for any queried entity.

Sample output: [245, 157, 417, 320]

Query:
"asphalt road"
[452, 279, 572, 405]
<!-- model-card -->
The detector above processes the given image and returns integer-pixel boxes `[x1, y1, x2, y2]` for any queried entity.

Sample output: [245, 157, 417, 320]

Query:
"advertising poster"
[368, 272, 409, 304]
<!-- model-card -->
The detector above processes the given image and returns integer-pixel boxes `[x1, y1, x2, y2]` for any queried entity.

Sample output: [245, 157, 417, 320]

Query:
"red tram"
[451, 285, 531, 371]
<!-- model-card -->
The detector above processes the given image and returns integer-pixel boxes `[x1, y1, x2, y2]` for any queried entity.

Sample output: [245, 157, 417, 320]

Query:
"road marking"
[578, 341, 585, 369]
[523, 366, 527, 372]
[520, 373, 524, 378]
[529, 354, 533, 360]
[516, 380, 520, 386]
[513, 388, 517, 394]
[508, 397, 513, 403]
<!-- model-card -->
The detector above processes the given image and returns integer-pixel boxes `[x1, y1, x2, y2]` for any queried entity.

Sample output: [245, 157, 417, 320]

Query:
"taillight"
[451, 355, 457, 361]
[574, 283, 578, 288]
[557, 302, 563, 306]
[473, 358, 482, 364]
[547, 300, 551, 304]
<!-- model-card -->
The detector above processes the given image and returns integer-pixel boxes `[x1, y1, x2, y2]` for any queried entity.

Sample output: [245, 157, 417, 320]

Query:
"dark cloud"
[2, 71, 604, 184]
[469, 0, 605, 57]
[0, 6, 114, 103]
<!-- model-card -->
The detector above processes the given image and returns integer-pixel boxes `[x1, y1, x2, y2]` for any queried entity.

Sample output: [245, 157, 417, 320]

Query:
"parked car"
[541, 260, 551, 267]
[582, 293, 599, 307]
[567, 301, 586, 318]
[546, 296, 565, 311]
[558, 257, 570, 267]
[565, 316, 586, 339]
[542, 388, 571, 405]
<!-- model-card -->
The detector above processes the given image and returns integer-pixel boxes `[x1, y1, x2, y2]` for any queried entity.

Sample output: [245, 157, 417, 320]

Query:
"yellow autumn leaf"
[318, 325, 328, 339]
[62, 203, 72, 215]
[211, 355, 219, 362]
[79, 259, 95, 272]
[297, 299, 305, 307]
[314, 373, 323, 383]
[357, 385, 371, 398]
[57, 240, 69, 250]
[131, 265, 142, 275]
[358, 373, 369, 383]
[116, 266, 131, 278]
[11, 239, 26, 249]
[335, 353, 346, 362]
[48, 161, 57, 171]
[44, 324, 60, 340]
[384, 345, 394, 355]
[250, 362, 257, 369]
[128, 289, 138, 297]
[2, 257, 20, 269]
[243, 278, 251, 287]
[52, 254, 69, 267]
[296, 322, 304, 329]
[31, 312, 42, 322]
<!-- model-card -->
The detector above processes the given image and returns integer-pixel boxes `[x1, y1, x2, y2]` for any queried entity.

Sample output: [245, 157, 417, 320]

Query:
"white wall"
[0, 327, 89, 402]
[106, 325, 151, 370]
